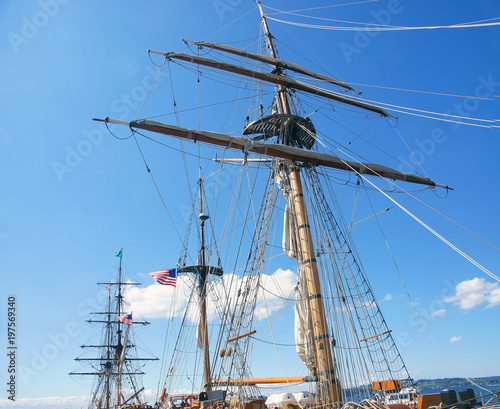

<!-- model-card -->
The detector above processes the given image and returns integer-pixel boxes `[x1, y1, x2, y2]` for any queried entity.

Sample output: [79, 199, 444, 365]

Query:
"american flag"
[118, 313, 133, 325]
[149, 269, 177, 287]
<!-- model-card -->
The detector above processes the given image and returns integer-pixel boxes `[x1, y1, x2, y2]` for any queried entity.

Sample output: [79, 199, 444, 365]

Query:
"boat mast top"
[258, 2, 291, 116]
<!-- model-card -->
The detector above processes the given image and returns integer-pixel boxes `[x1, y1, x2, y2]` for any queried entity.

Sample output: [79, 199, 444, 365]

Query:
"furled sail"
[182, 40, 359, 93]
[196, 296, 204, 350]
[294, 286, 315, 371]
[96, 118, 449, 189]
[273, 165, 298, 259]
[149, 51, 390, 117]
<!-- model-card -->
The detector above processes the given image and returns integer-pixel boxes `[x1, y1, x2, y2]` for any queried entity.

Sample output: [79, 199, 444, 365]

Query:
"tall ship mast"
[94, 3, 498, 409]
[70, 250, 158, 409]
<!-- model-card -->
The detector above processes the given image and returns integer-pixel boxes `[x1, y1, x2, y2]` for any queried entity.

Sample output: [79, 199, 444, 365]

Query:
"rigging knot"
[242, 138, 255, 154]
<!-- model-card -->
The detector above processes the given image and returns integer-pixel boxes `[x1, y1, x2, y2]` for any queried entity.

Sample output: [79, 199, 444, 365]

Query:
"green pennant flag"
[115, 248, 122, 258]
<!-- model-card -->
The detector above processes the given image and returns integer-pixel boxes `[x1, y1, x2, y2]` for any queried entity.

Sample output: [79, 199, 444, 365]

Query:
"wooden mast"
[116, 251, 123, 407]
[198, 175, 212, 391]
[257, 2, 339, 405]
[105, 280, 112, 409]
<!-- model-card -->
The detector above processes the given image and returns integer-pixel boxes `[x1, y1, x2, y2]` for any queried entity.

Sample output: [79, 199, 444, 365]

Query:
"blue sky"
[1, 1, 499, 408]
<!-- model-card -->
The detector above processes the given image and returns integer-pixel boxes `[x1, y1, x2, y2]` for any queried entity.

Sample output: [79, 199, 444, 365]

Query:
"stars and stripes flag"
[118, 313, 133, 325]
[149, 269, 177, 287]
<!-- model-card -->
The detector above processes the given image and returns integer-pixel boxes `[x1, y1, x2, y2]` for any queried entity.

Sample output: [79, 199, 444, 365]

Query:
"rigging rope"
[365, 98, 497, 127]
[203, 6, 258, 42]
[130, 132, 184, 244]
[358, 172, 500, 284]
[304, 119, 500, 284]
[266, 15, 500, 32]
[264, 1, 381, 16]
[261, 288, 303, 407]
[362, 182, 494, 394]
[392, 125, 428, 177]
[349, 82, 495, 101]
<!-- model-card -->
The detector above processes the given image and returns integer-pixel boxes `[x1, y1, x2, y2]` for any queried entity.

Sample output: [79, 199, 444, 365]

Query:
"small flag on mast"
[118, 313, 133, 325]
[106, 284, 111, 290]
[115, 248, 123, 258]
[149, 269, 177, 287]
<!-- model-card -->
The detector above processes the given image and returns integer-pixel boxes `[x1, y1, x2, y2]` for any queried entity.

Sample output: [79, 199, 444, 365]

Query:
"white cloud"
[449, 335, 462, 343]
[444, 277, 500, 310]
[124, 276, 191, 319]
[124, 268, 298, 322]
[487, 286, 500, 308]
[430, 308, 447, 318]
[383, 293, 393, 301]
[254, 268, 298, 319]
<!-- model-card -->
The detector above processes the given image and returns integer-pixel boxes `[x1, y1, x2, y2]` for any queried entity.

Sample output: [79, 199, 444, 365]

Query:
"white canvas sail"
[295, 286, 315, 371]
[273, 165, 298, 259]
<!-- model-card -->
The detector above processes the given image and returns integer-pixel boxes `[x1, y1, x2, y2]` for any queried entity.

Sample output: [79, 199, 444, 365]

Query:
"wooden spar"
[148, 51, 391, 118]
[183, 39, 358, 93]
[359, 330, 392, 343]
[210, 376, 312, 385]
[226, 330, 256, 343]
[93, 118, 449, 189]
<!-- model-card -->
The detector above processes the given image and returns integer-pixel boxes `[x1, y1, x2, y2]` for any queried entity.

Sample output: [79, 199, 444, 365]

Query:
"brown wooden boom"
[182, 39, 359, 93]
[94, 118, 449, 190]
[210, 376, 313, 386]
[148, 51, 392, 118]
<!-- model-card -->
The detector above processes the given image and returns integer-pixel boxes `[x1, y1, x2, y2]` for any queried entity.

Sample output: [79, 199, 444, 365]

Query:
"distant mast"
[70, 251, 158, 409]
[117, 252, 124, 407]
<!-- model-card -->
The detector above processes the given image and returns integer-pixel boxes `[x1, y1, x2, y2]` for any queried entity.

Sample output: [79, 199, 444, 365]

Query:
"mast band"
[293, 193, 304, 199]
[298, 224, 310, 230]
[318, 370, 337, 377]
[314, 334, 329, 341]
[309, 294, 322, 300]
[303, 258, 316, 265]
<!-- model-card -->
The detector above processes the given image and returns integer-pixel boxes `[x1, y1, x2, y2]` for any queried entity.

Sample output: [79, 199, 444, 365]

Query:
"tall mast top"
[257, 2, 292, 116]
[258, 2, 278, 60]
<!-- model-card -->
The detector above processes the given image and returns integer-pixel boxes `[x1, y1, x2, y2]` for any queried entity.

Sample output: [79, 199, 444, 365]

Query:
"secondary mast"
[174, 175, 224, 393]
[198, 174, 212, 391]
[117, 253, 124, 407]
[70, 252, 158, 409]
